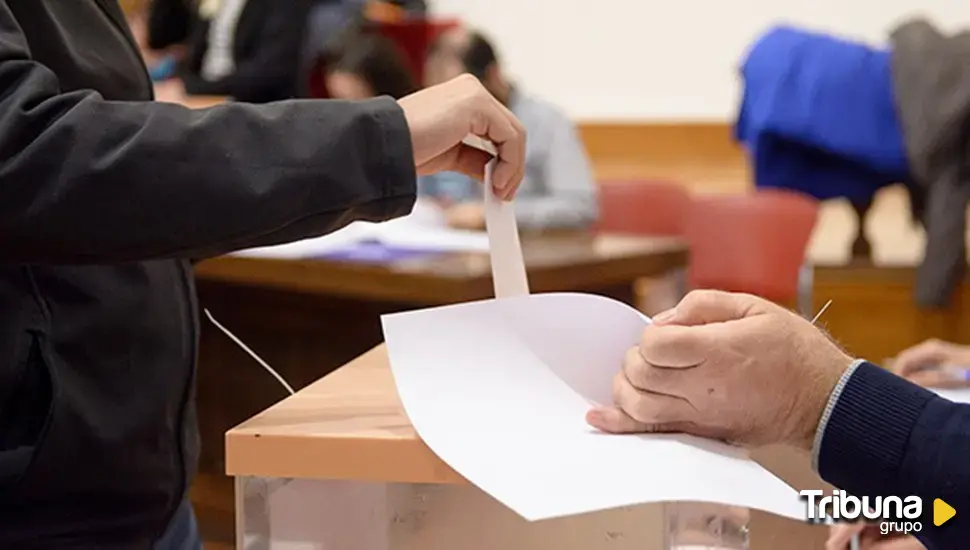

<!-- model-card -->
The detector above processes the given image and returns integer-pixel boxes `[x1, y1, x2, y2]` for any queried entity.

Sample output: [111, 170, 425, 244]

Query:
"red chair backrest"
[595, 180, 692, 237]
[684, 189, 819, 302]
[371, 18, 459, 86]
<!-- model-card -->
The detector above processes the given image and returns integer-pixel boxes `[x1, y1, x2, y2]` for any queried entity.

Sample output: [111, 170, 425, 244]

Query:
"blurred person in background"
[420, 26, 599, 232]
[146, 0, 311, 102]
[321, 32, 418, 100]
[303, 0, 427, 78]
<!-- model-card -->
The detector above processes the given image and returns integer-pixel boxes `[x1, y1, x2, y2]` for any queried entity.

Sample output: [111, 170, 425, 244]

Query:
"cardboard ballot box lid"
[225, 345, 464, 484]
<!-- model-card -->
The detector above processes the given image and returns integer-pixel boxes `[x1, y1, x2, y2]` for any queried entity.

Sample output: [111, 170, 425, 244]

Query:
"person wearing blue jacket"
[588, 290, 968, 550]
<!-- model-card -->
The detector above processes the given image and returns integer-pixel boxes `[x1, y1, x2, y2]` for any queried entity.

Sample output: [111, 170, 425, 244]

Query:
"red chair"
[595, 180, 692, 315]
[683, 189, 819, 311]
[595, 180, 692, 237]
[370, 18, 459, 86]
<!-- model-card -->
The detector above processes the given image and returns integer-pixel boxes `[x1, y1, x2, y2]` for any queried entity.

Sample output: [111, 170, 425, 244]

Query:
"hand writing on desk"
[891, 339, 970, 389]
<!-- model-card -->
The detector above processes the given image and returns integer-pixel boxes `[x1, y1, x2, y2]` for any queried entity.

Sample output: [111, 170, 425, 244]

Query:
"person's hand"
[445, 202, 486, 230]
[586, 290, 855, 450]
[826, 522, 925, 549]
[397, 74, 526, 201]
[891, 339, 970, 388]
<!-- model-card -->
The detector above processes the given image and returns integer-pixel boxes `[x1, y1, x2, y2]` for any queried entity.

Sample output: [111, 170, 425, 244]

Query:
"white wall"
[429, 0, 970, 122]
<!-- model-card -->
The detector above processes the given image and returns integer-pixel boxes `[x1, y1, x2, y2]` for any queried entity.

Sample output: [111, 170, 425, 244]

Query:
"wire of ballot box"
[203, 298, 835, 403]
[203, 308, 296, 395]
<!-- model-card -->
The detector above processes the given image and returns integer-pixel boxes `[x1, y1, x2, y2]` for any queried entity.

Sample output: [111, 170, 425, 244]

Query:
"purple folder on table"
[314, 240, 445, 264]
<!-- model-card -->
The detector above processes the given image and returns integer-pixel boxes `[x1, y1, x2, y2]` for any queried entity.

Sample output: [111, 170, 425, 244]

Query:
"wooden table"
[191, 234, 687, 544]
[225, 345, 830, 550]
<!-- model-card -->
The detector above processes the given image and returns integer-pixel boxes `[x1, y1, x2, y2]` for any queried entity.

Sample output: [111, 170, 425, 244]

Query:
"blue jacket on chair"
[736, 25, 911, 201]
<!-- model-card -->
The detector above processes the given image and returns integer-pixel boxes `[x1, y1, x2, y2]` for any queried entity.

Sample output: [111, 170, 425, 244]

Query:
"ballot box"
[226, 346, 831, 550]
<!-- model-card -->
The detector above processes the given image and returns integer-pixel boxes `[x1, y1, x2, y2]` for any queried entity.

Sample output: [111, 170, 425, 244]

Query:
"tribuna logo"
[800, 490, 922, 522]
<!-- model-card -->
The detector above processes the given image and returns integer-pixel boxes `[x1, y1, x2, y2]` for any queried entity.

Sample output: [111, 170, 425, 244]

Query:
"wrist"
[808, 359, 865, 467]
[793, 352, 857, 452]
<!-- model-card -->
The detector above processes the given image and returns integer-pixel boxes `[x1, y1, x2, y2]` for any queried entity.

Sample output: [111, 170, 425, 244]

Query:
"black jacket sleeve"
[0, 3, 417, 264]
[181, 0, 309, 101]
[146, 0, 194, 50]
[818, 362, 970, 550]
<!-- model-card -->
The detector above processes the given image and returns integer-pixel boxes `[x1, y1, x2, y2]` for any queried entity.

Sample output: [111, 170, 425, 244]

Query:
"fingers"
[869, 537, 925, 550]
[893, 339, 950, 377]
[826, 523, 868, 550]
[483, 98, 525, 200]
[464, 86, 525, 200]
[661, 290, 767, 327]
[586, 406, 653, 434]
[637, 325, 707, 369]
[421, 143, 491, 181]
[614, 369, 695, 422]
[585, 367, 696, 433]
[907, 369, 968, 389]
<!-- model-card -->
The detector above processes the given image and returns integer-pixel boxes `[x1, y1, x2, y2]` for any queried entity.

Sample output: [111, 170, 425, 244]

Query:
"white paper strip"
[484, 159, 529, 298]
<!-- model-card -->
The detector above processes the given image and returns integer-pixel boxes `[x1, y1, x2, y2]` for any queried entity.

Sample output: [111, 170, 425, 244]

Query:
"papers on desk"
[380, 160, 804, 523]
[233, 198, 489, 260]
[933, 388, 970, 404]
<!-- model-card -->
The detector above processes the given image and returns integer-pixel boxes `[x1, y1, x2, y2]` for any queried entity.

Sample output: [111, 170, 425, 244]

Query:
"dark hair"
[427, 28, 498, 80]
[325, 33, 418, 99]
[462, 31, 498, 80]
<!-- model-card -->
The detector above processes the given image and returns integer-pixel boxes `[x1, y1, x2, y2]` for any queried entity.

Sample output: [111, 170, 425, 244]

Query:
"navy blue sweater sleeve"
[817, 361, 970, 549]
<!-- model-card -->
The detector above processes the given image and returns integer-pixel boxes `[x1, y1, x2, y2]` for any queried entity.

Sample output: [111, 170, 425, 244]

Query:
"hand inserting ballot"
[586, 290, 855, 450]
[398, 74, 526, 201]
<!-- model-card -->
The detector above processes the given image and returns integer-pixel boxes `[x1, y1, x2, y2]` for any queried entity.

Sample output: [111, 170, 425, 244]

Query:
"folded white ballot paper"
[380, 160, 805, 522]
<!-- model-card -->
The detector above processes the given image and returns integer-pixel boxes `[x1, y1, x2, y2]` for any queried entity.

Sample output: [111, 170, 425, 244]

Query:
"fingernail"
[653, 308, 677, 324]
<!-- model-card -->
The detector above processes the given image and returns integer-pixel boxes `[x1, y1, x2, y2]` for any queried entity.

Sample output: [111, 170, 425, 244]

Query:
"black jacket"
[148, 0, 311, 102]
[0, 1, 415, 548]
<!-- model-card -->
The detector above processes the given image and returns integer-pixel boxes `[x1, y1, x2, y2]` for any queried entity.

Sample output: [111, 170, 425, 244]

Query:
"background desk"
[191, 234, 687, 545]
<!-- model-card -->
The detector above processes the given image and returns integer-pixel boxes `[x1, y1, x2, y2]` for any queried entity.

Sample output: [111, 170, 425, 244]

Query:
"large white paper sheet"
[381, 293, 805, 522]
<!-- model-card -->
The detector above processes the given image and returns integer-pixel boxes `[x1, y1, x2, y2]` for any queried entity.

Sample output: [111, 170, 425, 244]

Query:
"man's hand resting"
[586, 290, 855, 450]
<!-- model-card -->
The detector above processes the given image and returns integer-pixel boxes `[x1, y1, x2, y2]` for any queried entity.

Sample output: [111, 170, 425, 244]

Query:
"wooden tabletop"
[225, 345, 462, 484]
[195, 234, 687, 305]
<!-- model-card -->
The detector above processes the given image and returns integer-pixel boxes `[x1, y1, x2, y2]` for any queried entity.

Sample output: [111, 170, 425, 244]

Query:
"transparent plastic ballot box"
[226, 346, 830, 550]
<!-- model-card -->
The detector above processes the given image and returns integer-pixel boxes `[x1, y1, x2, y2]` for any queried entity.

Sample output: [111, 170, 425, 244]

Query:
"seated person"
[322, 32, 418, 99]
[146, 0, 310, 102]
[420, 27, 598, 231]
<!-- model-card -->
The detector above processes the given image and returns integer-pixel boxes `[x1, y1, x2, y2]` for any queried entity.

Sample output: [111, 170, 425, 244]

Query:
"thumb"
[586, 407, 702, 436]
[658, 290, 761, 327]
